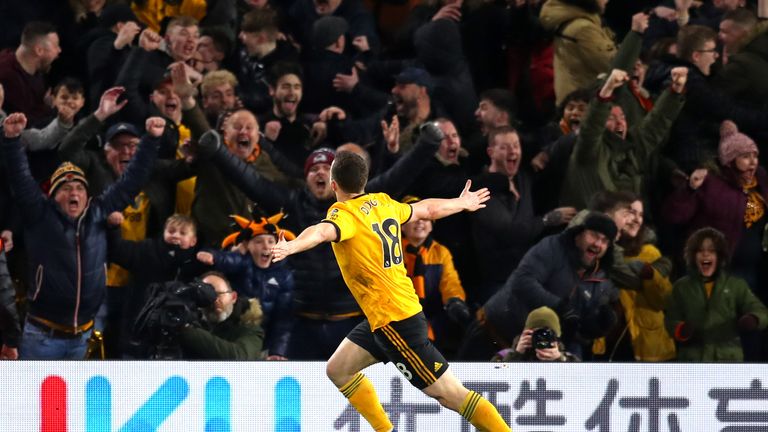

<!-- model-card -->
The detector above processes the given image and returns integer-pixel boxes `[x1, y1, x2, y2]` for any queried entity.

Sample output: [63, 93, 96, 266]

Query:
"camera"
[532, 327, 557, 350]
[131, 280, 218, 359]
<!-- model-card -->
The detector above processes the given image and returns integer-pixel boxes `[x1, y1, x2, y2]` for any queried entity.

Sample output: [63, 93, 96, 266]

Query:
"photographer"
[493, 307, 578, 362]
[176, 272, 265, 360]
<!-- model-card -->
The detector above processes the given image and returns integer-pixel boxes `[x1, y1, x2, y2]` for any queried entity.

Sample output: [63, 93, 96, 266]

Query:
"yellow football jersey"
[323, 192, 422, 330]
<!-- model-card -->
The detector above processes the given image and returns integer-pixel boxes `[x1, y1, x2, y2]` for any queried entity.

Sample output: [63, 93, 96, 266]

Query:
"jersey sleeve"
[388, 195, 413, 225]
[324, 203, 357, 242]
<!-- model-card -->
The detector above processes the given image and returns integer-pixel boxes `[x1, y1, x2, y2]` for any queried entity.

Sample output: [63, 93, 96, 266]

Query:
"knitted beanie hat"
[49, 162, 88, 197]
[304, 147, 335, 177]
[719, 120, 758, 166]
[525, 306, 562, 337]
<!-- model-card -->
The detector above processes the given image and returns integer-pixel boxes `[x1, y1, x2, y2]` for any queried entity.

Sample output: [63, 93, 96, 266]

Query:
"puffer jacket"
[1, 132, 158, 328]
[210, 251, 294, 358]
[483, 222, 618, 346]
[666, 271, 768, 362]
[539, 0, 616, 105]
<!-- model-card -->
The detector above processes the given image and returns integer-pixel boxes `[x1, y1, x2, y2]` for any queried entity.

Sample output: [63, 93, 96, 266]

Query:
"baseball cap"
[105, 122, 141, 144]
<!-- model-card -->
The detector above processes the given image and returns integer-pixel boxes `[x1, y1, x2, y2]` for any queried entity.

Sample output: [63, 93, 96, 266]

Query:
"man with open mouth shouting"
[1, 113, 163, 360]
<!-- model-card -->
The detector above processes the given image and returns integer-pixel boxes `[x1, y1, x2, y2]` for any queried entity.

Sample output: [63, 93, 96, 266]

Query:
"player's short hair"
[332, 151, 368, 194]
[165, 213, 197, 234]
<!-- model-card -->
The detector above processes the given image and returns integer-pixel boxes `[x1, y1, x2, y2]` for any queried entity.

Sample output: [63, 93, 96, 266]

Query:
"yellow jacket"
[620, 244, 676, 362]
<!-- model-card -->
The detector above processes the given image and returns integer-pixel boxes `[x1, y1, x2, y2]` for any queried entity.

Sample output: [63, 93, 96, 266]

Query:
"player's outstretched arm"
[411, 180, 490, 221]
[272, 222, 338, 262]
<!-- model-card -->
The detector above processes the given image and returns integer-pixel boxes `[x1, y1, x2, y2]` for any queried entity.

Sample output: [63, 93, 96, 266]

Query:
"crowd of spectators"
[0, 0, 767, 363]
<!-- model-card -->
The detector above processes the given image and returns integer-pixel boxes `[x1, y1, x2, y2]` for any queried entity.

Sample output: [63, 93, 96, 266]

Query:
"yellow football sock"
[459, 390, 511, 432]
[339, 373, 393, 432]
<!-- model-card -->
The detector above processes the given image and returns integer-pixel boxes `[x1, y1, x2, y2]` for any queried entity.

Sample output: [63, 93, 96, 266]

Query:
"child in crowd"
[197, 213, 296, 360]
[665, 227, 768, 362]
[106, 213, 208, 358]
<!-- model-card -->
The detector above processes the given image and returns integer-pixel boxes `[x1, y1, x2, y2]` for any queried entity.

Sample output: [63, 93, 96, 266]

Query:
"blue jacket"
[2, 133, 158, 328]
[211, 250, 294, 357]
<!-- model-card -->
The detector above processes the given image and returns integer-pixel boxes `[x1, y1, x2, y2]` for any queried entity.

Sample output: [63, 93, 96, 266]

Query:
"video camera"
[131, 280, 218, 359]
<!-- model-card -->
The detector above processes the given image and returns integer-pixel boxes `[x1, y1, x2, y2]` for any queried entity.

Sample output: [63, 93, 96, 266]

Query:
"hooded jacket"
[1, 132, 159, 328]
[539, 0, 616, 105]
[482, 219, 617, 347]
[559, 88, 684, 209]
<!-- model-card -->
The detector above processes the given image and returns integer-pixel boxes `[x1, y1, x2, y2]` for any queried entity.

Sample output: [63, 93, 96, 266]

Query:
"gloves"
[738, 314, 759, 331]
[557, 299, 581, 339]
[674, 321, 694, 342]
[627, 260, 654, 280]
[444, 297, 471, 324]
[196, 130, 222, 159]
[419, 121, 444, 145]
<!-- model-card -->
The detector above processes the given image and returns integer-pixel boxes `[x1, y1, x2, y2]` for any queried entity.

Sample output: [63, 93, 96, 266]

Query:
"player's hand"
[196, 251, 214, 265]
[272, 232, 292, 262]
[458, 180, 490, 212]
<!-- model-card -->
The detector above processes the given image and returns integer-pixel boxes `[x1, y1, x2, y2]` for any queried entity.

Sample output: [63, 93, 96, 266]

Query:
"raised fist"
[2, 113, 27, 138]
[145, 117, 166, 137]
[670, 67, 688, 93]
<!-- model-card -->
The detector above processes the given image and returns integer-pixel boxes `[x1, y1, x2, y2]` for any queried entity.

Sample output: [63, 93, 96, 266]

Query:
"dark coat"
[483, 227, 618, 346]
[714, 22, 768, 110]
[470, 170, 545, 288]
[1, 132, 159, 328]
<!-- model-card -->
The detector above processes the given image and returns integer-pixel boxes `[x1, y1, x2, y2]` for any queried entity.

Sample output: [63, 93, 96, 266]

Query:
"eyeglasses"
[695, 48, 718, 53]
[216, 290, 233, 296]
